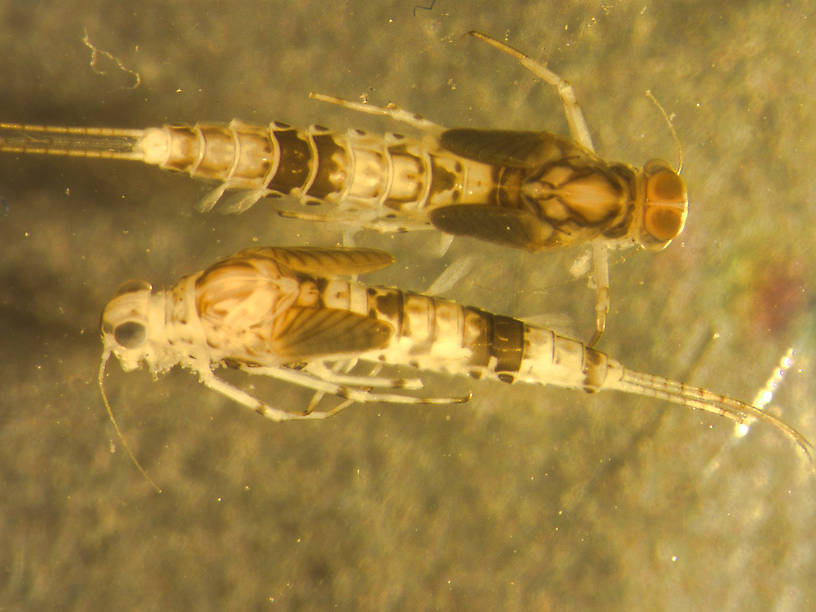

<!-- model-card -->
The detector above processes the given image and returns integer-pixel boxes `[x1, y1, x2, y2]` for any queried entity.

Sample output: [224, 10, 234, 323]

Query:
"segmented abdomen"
[139, 120, 497, 225]
[321, 280, 611, 393]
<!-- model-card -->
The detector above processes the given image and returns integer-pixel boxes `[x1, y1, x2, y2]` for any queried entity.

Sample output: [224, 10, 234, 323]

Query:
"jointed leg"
[198, 369, 331, 421]
[277, 207, 434, 233]
[588, 242, 609, 346]
[425, 254, 475, 296]
[470, 31, 608, 344]
[241, 363, 469, 406]
[309, 92, 444, 132]
[468, 31, 596, 152]
[304, 360, 424, 390]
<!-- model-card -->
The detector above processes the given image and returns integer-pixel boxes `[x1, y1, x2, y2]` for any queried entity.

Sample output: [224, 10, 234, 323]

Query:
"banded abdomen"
[320, 279, 613, 393]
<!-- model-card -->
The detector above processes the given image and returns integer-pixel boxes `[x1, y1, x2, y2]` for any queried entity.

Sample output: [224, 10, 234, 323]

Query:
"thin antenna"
[645, 89, 684, 174]
[97, 350, 163, 493]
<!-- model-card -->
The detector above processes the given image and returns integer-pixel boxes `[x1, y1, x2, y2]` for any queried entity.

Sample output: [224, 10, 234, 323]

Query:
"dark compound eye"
[114, 321, 146, 349]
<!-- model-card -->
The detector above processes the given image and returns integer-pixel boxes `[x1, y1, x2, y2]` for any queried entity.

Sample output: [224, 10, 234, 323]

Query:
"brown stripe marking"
[267, 128, 311, 193]
[491, 315, 524, 375]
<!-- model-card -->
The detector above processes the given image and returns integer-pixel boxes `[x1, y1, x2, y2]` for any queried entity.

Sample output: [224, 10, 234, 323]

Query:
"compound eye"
[644, 206, 686, 243]
[647, 168, 686, 203]
[642, 163, 688, 246]
[113, 321, 146, 349]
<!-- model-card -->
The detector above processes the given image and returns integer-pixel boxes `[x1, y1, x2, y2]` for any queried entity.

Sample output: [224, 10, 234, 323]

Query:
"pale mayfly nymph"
[99, 247, 812, 489]
[2, 32, 687, 345]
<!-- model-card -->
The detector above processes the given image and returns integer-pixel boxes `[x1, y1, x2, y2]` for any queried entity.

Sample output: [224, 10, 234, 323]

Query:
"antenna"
[97, 350, 163, 493]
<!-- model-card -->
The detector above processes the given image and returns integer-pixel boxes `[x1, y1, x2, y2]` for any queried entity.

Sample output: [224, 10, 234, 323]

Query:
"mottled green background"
[1, 1, 814, 609]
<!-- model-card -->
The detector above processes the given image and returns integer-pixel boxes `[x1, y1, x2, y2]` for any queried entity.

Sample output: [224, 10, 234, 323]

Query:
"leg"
[425, 254, 475, 296]
[304, 360, 424, 390]
[197, 368, 330, 421]
[277, 208, 435, 233]
[588, 242, 609, 346]
[304, 359, 359, 416]
[472, 32, 614, 343]
[468, 31, 596, 152]
[309, 92, 444, 132]
[304, 360, 408, 416]
[241, 363, 470, 405]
